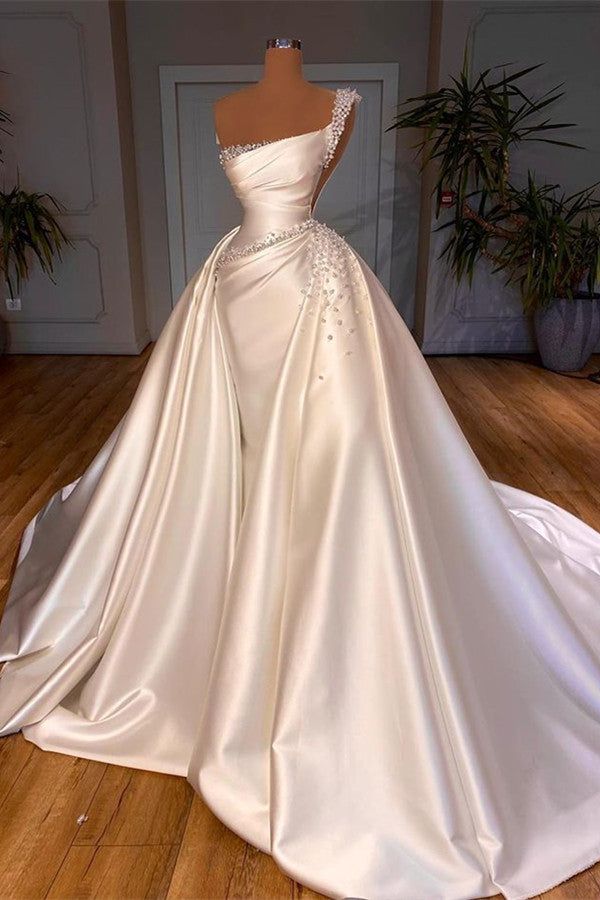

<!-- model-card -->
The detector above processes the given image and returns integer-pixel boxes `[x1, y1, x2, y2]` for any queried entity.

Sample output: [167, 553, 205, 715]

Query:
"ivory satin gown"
[2, 86, 600, 900]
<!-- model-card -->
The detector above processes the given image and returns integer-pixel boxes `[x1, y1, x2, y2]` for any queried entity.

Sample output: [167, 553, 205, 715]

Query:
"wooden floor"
[1, 349, 600, 900]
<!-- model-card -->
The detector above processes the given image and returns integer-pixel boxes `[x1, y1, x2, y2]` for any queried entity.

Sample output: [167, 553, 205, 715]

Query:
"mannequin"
[213, 37, 356, 209]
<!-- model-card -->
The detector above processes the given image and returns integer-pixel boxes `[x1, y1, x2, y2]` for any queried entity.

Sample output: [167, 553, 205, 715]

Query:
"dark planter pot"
[533, 294, 600, 372]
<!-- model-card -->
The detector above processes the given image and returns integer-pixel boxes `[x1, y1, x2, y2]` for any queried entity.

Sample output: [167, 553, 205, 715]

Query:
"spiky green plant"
[388, 59, 579, 217]
[0, 186, 71, 300]
[387, 56, 600, 310]
[0, 106, 10, 166]
[439, 176, 600, 311]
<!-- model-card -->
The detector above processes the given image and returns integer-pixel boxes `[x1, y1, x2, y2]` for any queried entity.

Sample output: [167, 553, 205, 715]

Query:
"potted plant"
[388, 59, 600, 371]
[0, 99, 71, 352]
[481, 176, 600, 371]
[0, 184, 71, 307]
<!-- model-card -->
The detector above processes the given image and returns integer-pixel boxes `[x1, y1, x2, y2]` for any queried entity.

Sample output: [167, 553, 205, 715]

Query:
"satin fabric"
[2, 93, 600, 900]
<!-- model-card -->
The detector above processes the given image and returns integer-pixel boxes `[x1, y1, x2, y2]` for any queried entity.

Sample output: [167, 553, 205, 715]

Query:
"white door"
[421, 1, 600, 354]
[160, 64, 398, 305]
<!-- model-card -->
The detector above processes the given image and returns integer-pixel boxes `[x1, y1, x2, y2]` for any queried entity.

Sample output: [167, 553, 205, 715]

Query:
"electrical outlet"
[5, 298, 21, 311]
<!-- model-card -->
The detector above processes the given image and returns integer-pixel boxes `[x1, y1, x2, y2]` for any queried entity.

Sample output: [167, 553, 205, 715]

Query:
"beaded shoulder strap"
[322, 86, 362, 169]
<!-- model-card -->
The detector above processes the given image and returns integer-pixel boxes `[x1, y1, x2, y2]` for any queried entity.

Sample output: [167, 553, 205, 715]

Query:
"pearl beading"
[217, 86, 361, 167]
[215, 217, 319, 272]
[214, 215, 374, 382]
[322, 87, 361, 168]
[299, 221, 374, 377]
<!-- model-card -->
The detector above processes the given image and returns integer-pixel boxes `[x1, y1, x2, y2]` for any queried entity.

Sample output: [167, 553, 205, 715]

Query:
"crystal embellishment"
[218, 139, 274, 165]
[322, 87, 362, 169]
[215, 218, 319, 272]
[217, 86, 362, 168]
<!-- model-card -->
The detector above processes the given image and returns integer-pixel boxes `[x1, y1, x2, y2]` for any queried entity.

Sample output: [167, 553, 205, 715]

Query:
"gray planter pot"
[533, 294, 600, 372]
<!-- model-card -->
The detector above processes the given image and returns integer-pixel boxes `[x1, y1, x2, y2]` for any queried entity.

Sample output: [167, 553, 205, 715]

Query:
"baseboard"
[421, 339, 536, 355]
[3, 330, 152, 356]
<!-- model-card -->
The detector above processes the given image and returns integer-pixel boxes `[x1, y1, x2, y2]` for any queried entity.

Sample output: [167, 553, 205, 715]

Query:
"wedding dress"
[2, 85, 600, 900]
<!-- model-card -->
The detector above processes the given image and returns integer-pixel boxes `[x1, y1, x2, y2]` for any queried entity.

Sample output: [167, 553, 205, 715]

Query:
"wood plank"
[0, 745, 106, 898]
[166, 795, 251, 899]
[74, 767, 193, 847]
[47, 844, 179, 899]
[0, 732, 34, 808]
[167, 794, 324, 900]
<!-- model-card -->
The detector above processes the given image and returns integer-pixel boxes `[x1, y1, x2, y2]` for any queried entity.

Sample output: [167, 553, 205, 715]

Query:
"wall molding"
[6, 237, 106, 325]
[468, 0, 600, 47]
[0, 10, 98, 214]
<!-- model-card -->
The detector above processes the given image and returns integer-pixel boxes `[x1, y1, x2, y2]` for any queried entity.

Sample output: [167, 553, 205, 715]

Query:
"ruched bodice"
[216, 86, 362, 253]
[222, 130, 328, 245]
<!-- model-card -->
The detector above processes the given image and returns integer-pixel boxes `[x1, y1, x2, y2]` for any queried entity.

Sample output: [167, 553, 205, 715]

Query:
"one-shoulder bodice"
[215, 86, 362, 259]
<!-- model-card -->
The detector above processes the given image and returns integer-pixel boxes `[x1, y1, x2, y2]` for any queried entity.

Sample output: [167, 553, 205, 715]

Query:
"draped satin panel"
[2, 88, 600, 900]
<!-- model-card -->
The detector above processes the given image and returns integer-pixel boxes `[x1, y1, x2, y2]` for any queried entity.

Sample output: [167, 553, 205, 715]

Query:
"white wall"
[0, 0, 149, 354]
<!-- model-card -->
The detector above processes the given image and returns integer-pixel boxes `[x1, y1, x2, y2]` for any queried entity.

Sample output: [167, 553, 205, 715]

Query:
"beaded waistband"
[215, 218, 318, 273]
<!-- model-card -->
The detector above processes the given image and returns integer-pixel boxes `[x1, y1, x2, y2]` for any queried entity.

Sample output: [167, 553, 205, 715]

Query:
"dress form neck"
[261, 46, 306, 90]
